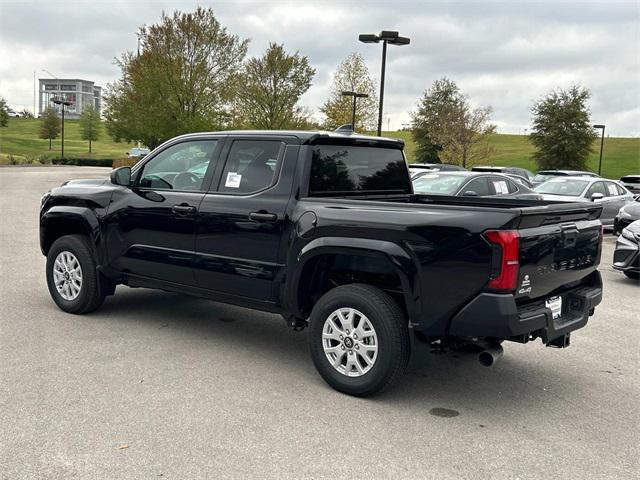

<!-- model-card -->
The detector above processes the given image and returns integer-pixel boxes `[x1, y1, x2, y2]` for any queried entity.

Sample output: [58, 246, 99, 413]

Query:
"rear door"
[194, 137, 296, 301]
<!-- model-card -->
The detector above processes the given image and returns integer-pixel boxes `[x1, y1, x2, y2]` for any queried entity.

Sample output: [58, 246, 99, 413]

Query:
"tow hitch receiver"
[547, 333, 571, 348]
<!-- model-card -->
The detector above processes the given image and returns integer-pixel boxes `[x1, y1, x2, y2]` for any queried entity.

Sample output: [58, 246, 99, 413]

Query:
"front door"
[194, 138, 295, 301]
[105, 138, 222, 286]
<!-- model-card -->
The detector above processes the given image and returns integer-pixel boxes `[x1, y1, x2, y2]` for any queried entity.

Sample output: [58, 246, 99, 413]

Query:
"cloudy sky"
[1, 0, 638, 135]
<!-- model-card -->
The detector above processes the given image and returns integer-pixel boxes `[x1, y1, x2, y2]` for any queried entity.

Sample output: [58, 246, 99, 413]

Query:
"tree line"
[1, 6, 600, 170]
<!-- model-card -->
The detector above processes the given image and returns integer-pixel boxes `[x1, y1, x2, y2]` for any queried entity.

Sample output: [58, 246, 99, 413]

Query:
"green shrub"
[51, 157, 114, 167]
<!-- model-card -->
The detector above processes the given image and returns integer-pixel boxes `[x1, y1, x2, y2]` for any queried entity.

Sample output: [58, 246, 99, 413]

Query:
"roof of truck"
[170, 130, 405, 146]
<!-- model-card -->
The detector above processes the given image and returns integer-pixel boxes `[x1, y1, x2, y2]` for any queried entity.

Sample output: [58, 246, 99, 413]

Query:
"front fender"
[286, 236, 421, 322]
[40, 206, 102, 257]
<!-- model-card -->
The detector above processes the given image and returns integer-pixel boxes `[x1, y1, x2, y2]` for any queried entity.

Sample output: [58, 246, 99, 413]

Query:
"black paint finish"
[40, 130, 604, 340]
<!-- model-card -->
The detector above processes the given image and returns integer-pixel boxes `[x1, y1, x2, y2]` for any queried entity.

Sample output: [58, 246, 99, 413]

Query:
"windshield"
[534, 179, 590, 196]
[412, 174, 467, 195]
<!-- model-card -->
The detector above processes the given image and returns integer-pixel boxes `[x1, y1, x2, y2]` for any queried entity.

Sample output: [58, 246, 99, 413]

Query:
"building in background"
[38, 78, 102, 118]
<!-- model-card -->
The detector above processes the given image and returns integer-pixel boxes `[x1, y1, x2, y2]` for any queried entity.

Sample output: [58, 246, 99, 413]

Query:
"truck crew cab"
[40, 130, 603, 396]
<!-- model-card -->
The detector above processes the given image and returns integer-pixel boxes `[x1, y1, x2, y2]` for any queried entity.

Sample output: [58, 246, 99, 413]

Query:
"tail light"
[484, 230, 520, 292]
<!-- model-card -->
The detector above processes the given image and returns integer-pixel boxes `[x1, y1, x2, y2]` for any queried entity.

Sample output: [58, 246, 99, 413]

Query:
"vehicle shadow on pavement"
[96, 287, 586, 413]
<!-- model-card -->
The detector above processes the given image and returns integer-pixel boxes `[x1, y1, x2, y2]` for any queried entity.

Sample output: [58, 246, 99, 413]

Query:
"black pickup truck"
[40, 130, 603, 396]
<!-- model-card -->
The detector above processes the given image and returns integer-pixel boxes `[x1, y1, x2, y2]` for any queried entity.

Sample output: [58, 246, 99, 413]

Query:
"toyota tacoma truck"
[40, 130, 603, 396]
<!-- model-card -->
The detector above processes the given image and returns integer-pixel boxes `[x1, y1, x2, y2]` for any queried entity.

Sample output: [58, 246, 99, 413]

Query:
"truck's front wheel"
[308, 284, 410, 397]
[46, 235, 107, 314]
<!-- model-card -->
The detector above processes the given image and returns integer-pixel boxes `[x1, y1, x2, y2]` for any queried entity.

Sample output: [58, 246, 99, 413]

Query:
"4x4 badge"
[518, 274, 532, 294]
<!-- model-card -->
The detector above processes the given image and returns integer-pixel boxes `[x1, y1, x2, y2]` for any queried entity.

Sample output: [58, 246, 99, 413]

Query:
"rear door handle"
[172, 204, 197, 215]
[249, 211, 277, 222]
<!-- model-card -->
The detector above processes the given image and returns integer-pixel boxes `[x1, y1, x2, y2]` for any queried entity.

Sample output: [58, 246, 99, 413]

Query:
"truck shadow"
[98, 287, 587, 415]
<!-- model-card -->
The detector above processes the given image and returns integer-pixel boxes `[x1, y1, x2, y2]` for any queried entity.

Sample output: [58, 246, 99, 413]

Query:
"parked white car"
[534, 176, 634, 229]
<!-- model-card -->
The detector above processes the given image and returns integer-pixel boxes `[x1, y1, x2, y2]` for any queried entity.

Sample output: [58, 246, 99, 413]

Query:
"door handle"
[249, 211, 277, 222]
[172, 204, 197, 215]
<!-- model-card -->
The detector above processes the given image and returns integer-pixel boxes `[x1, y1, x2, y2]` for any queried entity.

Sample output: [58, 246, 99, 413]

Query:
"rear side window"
[309, 145, 410, 196]
[218, 140, 283, 194]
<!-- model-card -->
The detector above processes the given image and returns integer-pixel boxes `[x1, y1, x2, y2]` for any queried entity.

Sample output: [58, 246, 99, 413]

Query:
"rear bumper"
[448, 272, 602, 344]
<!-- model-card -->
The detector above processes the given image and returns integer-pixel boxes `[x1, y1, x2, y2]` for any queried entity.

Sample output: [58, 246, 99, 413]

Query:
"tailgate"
[515, 204, 602, 300]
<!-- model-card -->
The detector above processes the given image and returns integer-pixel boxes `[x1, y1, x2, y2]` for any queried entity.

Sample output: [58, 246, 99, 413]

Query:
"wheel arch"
[40, 207, 101, 257]
[286, 237, 420, 323]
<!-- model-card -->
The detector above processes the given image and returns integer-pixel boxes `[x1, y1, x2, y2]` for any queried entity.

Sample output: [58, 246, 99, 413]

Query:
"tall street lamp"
[359, 30, 410, 136]
[51, 97, 73, 159]
[593, 124, 605, 175]
[341, 91, 369, 131]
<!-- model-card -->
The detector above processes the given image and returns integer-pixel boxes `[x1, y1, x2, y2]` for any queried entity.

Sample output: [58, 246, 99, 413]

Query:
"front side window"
[309, 145, 410, 196]
[138, 140, 218, 191]
[463, 177, 492, 196]
[586, 181, 607, 197]
[218, 140, 283, 194]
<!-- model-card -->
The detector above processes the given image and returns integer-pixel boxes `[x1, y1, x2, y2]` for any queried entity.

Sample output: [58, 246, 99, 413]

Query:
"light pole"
[51, 97, 73, 159]
[341, 91, 369, 131]
[359, 31, 410, 136]
[593, 124, 605, 175]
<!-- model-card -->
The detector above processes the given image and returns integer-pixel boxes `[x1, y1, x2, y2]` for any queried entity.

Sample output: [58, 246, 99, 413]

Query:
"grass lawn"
[0, 118, 131, 162]
[381, 130, 639, 179]
[1, 118, 637, 178]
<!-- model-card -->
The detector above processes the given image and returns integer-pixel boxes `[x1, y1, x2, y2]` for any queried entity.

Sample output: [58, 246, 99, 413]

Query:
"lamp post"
[593, 124, 605, 176]
[359, 30, 410, 136]
[51, 97, 73, 159]
[341, 91, 369, 131]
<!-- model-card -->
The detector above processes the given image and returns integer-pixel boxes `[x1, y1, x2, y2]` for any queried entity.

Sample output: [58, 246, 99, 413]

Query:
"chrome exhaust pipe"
[478, 344, 504, 367]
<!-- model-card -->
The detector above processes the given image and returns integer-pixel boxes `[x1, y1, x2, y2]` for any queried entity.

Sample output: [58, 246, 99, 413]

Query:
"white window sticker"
[607, 184, 617, 195]
[493, 181, 509, 194]
[225, 172, 242, 188]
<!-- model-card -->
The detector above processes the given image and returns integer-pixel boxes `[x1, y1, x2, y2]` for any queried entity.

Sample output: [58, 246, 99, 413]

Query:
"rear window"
[309, 145, 410, 196]
[534, 179, 590, 196]
[621, 176, 640, 184]
[413, 174, 467, 195]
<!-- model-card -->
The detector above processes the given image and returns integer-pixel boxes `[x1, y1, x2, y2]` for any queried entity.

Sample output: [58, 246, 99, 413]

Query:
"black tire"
[624, 271, 640, 281]
[46, 234, 107, 314]
[308, 284, 410, 397]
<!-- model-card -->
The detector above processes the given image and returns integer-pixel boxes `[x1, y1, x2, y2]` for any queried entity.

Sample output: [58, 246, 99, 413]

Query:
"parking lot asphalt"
[0, 166, 638, 480]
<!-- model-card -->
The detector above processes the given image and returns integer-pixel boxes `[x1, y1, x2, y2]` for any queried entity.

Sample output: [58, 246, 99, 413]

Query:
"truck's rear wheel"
[46, 235, 107, 314]
[308, 284, 410, 397]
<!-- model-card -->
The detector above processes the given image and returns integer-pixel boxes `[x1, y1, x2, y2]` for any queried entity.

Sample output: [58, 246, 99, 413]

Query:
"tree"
[19, 109, 35, 119]
[320, 53, 378, 131]
[39, 107, 60, 150]
[79, 105, 101, 152]
[235, 43, 315, 129]
[411, 78, 495, 167]
[530, 85, 597, 171]
[0, 97, 8, 127]
[104, 8, 248, 149]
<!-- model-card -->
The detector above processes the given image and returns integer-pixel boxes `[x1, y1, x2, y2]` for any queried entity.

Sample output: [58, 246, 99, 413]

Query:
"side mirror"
[111, 166, 131, 187]
[462, 190, 478, 197]
[590, 192, 605, 201]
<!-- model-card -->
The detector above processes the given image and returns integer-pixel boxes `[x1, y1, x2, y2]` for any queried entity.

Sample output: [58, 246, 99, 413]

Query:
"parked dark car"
[472, 165, 534, 181]
[534, 177, 633, 229]
[531, 170, 600, 187]
[505, 173, 534, 189]
[614, 199, 640, 234]
[613, 220, 640, 280]
[40, 130, 603, 396]
[412, 171, 541, 199]
[619, 175, 640, 196]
